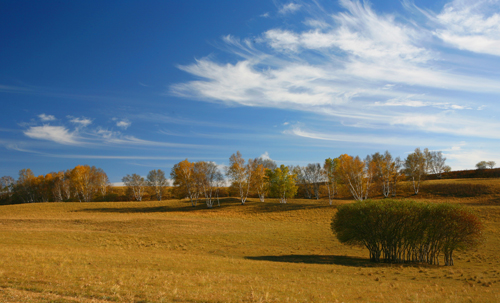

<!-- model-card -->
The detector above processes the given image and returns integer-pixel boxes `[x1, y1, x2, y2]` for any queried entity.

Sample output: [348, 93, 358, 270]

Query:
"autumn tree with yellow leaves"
[7, 165, 108, 203]
[249, 157, 276, 202]
[337, 154, 375, 201]
[226, 151, 252, 205]
[170, 159, 198, 206]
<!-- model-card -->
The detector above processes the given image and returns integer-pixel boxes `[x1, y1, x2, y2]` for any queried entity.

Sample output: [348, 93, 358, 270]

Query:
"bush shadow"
[245, 254, 371, 267]
[246, 254, 435, 268]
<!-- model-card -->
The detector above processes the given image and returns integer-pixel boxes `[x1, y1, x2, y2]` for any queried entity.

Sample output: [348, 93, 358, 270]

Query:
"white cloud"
[116, 120, 131, 129]
[93, 128, 208, 149]
[283, 122, 289, 125]
[304, 19, 330, 29]
[171, 0, 500, 140]
[286, 125, 433, 146]
[444, 148, 500, 170]
[374, 97, 468, 110]
[38, 114, 56, 121]
[391, 113, 500, 139]
[260, 12, 270, 18]
[69, 117, 92, 127]
[24, 125, 79, 145]
[279, 3, 301, 15]
[265, 29, 301, 52]
[434, 0, 500, 56]
[260, 151, 272, 160]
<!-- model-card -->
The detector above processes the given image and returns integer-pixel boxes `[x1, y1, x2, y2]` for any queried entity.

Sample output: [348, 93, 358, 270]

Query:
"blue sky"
[1, 0, 500, 184]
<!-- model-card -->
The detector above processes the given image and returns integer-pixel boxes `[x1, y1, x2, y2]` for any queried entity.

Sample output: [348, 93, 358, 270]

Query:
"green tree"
[266, 165, 297, 204]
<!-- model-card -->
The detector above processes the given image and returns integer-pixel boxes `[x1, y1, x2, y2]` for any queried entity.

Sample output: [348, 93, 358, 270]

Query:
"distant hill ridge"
[428, 168, 500, 180]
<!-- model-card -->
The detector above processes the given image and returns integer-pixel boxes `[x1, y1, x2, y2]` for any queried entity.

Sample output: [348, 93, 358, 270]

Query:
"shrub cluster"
[331, 200, 483, 266]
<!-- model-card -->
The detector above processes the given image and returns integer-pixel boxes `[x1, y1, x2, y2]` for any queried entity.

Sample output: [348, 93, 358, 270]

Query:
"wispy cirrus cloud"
[96, 129, 208, 149]
[0, 84, 32, 93]
[434, 0, 500, 56]
[171, 0, 500, 140]
[113, 118, 131, 130]
[285, 125, 428, 146]
[279, 3, 302, 15]
[373, 97, 468, 110]
[6, 144, 206, 161]
[68, 116, 93, 127]
[38, 114, 56, 121]
[21, 114, 212, 149]
[24, 125, 79, 145]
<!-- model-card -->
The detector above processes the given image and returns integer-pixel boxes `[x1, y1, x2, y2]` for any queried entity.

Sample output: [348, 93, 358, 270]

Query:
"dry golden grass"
[0, 179, 499, 302]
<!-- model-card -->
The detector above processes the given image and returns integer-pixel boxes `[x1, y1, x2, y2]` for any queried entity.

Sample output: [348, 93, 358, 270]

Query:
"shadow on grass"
[74, 198, 335, 214]
[246, 254, 434, 268]
[245, 254, 372, 267]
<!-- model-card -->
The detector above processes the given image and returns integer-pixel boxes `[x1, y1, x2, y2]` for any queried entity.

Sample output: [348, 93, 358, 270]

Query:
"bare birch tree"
[486, 161, 496, 169]
[51, 171, 65, 202]
[147, 169, 169, 201]
[226, 151, 252, 204]
[195, 162, 221, 208]
[305, 163, 323, 199]
[323, 158, 339, 205]
[425, 149, 447, 178]
[293, 166, 312, 199]
[404, 148, 427, 195]
[0, 176, 14, 197]
[122, 173, 147, 201]
[371, 151, 402, 198]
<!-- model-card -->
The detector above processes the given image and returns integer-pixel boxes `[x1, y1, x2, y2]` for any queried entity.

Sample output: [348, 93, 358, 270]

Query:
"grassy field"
[0, 179, 499, 302]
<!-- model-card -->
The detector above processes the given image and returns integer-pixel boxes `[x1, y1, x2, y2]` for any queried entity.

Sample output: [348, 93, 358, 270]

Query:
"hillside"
[0, 178, 498, 302]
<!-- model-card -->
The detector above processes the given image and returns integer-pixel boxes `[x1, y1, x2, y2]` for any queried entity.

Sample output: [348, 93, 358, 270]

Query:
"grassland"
[0, 179, 499, 302]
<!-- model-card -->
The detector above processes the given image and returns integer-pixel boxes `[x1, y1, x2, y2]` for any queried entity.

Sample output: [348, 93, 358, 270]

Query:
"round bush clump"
[331, 200, 483, 266]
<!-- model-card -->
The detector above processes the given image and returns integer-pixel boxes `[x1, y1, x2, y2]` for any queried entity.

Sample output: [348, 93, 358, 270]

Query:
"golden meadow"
[0, 178, 498, 302]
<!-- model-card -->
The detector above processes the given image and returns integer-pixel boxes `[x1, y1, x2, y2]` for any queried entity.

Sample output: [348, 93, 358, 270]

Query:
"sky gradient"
[1, 0, 500, 184]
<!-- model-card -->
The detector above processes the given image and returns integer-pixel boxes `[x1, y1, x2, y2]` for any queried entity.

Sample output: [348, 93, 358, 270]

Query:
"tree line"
[169, 148, 449, 206]
[1, 147, 449, 204]
[0, 165, 110, 203]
